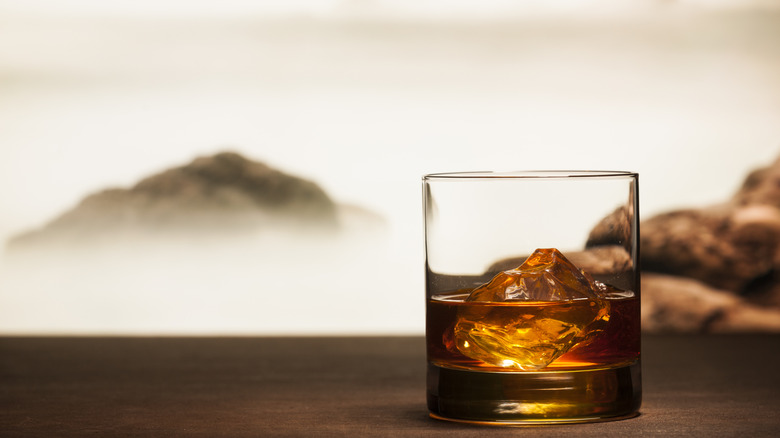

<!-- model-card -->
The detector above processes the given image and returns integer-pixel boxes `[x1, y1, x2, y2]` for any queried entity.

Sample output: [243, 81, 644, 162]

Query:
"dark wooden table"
[2, 335, 779, 436]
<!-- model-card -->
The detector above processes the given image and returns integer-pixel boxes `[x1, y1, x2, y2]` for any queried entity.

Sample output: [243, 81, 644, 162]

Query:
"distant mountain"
[7, 151, 384, 251]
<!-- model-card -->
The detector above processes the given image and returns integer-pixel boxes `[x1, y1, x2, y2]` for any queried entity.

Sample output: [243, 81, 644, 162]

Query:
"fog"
[0, 0, 778, 334]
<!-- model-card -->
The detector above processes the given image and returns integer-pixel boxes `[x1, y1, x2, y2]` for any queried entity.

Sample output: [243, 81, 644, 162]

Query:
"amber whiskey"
[426, 292, 641, 424]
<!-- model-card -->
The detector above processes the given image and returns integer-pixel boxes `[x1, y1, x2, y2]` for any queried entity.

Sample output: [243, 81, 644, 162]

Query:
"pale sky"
[0, 0, 778, 334]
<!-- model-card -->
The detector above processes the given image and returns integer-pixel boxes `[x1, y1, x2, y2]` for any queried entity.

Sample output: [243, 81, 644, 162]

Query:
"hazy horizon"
[1, 1, 778, 334]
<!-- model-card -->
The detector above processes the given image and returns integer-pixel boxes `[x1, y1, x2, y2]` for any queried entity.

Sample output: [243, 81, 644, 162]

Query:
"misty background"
[1, 0, 779, 334]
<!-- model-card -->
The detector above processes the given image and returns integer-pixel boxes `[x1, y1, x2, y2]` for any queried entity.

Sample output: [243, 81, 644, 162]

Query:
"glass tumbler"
[423, 171, 640, 425]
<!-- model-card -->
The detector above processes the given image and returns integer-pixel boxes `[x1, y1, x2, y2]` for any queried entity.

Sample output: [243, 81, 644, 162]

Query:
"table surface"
[1, 334, 779, 437]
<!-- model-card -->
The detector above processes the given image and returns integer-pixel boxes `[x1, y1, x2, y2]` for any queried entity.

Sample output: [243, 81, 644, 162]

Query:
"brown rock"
[640, 206, 780, 292]
[641, 273, 780, 333]
[586, 205, 633, 250]
[733, 155, 780, 206]
[640, 156, 780, 297]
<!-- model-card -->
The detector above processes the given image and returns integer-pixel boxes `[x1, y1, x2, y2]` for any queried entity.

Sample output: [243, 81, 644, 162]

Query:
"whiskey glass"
[423, 171, 641, 424]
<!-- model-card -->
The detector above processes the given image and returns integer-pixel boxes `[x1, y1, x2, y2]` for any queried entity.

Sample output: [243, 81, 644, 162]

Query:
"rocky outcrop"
[636, 155, 780, 332]
[641, 205, 780, 294]
[641, 156, 780, 307]
[641, 273, 780, 333]
[5, 152, 367, 251]
[484, 157, 780, 332]
[586, 205, 634, 251]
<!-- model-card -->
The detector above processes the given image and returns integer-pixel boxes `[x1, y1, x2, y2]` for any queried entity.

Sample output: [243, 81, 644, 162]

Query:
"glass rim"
[422, 170, 637, 180]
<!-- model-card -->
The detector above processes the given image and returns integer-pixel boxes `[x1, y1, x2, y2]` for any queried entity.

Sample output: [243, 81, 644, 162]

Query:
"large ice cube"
[468, 248, 608, 302]
[454, 248, 611, 370]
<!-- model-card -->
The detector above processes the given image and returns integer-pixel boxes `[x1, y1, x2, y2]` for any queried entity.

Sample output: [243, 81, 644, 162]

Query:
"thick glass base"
[427, 360, 641, 425]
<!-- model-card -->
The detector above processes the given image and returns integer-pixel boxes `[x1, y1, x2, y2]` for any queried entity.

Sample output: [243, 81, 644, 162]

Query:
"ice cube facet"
[454, 248, 611, 370]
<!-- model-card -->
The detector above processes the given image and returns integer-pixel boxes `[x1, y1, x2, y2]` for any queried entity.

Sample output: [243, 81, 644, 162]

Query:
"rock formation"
[641, 273, 780, 333]
[6, 151, 381, 251]
[487, 156, 780, 332]
[630, 156, 780, 332]
[641, 156, 780, 309]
